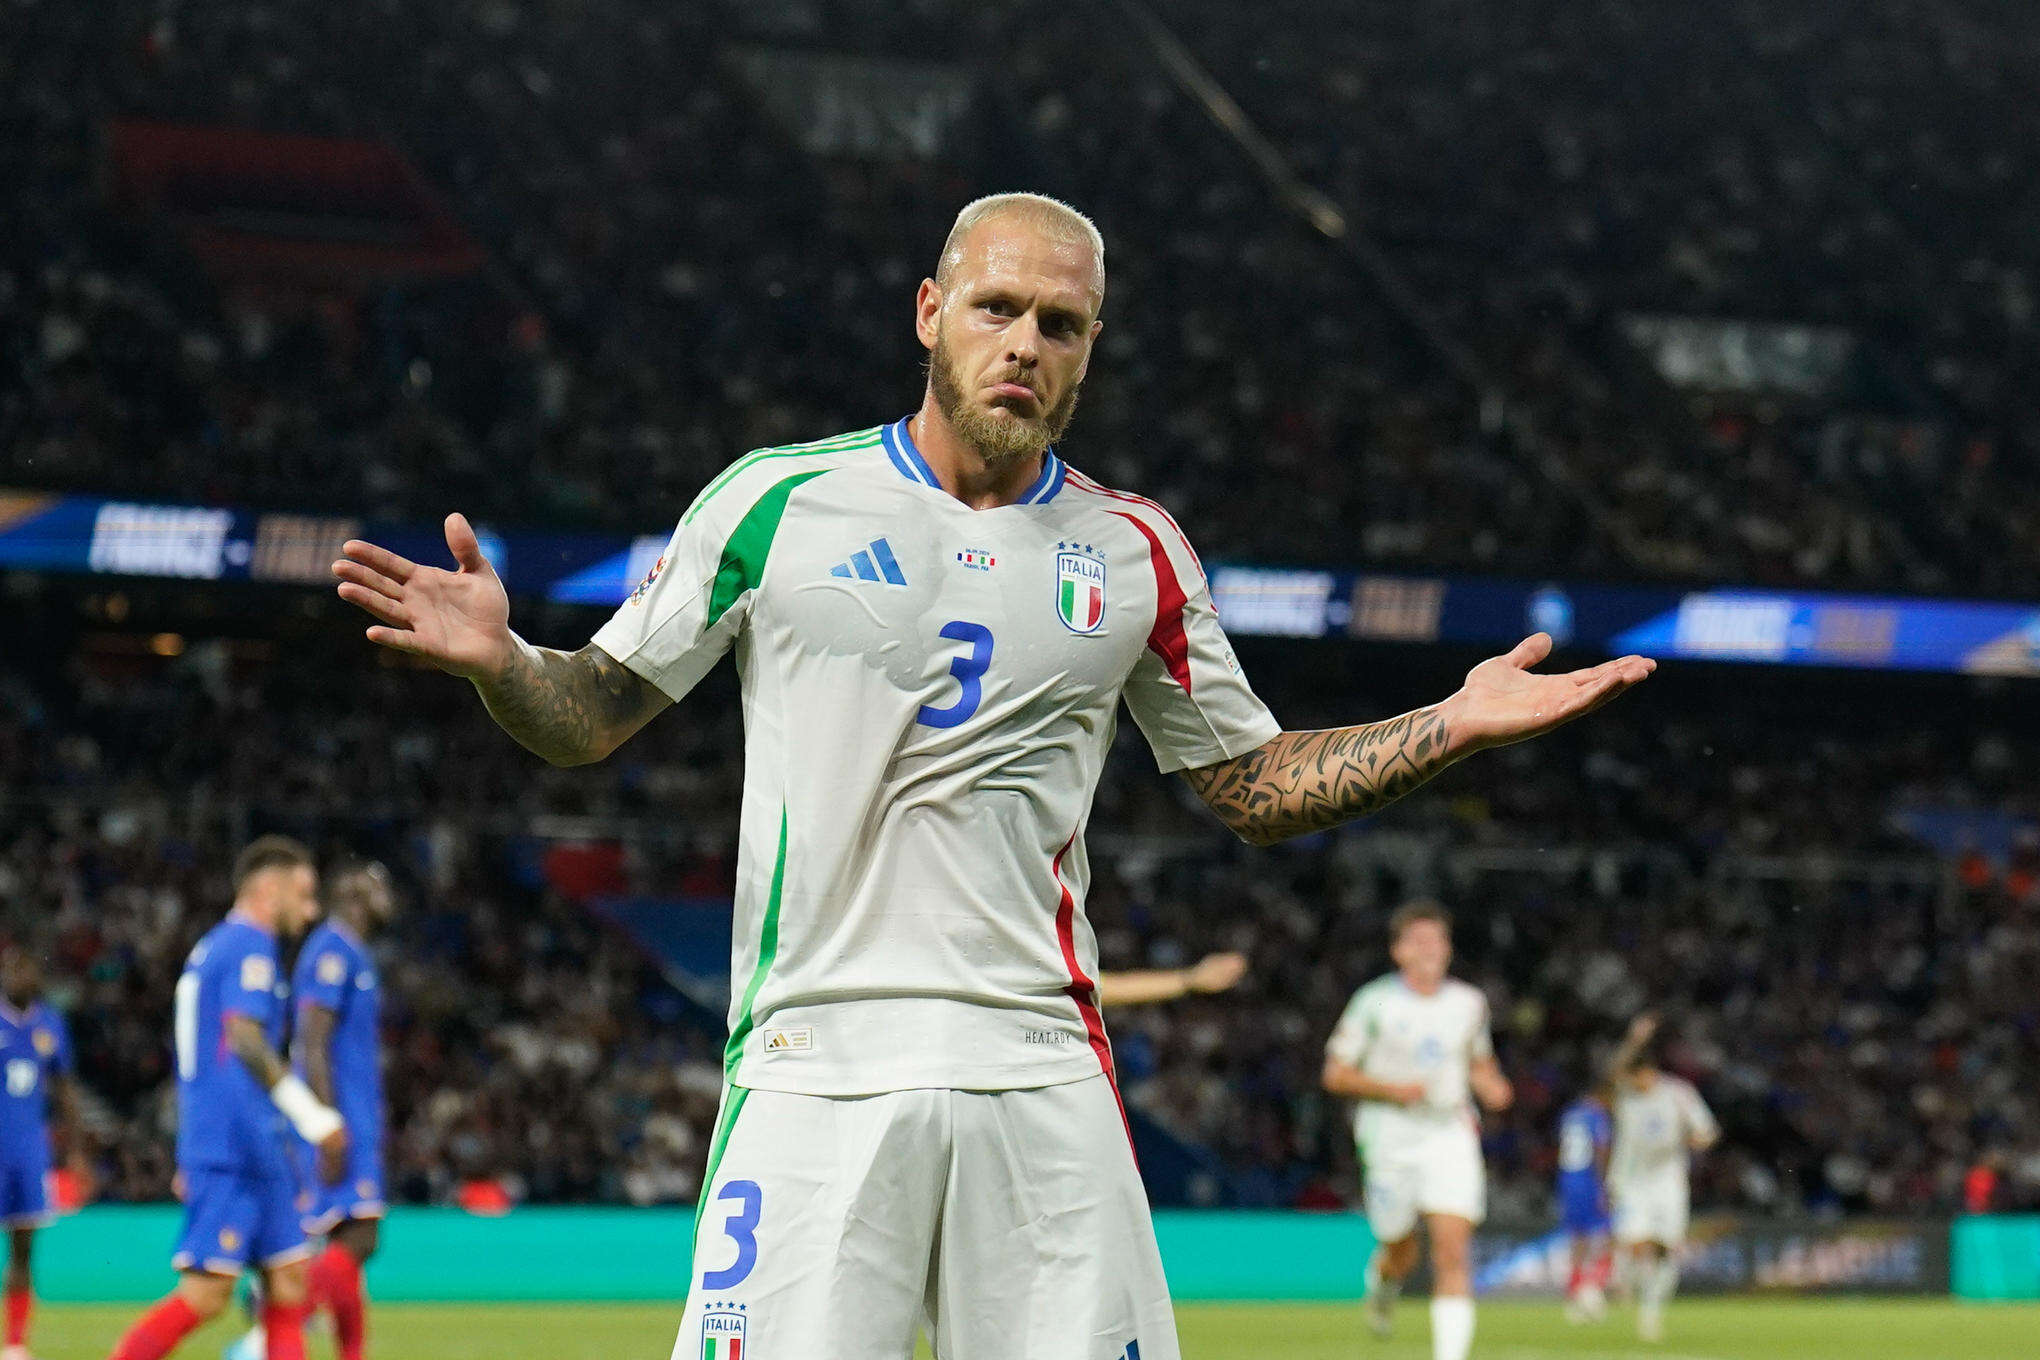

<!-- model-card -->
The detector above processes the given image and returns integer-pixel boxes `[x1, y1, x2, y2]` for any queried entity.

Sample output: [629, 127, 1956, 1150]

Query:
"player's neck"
[909, 400, 1047, 510]
[1399, 970, 1445, 996]
[228, 901, 277, 934]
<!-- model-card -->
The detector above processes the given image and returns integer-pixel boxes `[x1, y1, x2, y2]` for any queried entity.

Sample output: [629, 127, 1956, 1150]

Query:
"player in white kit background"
[332, 191, 1656, 1359]
[1323, 902, 1511, 1360]
[1608, 1014, 1719, 1342]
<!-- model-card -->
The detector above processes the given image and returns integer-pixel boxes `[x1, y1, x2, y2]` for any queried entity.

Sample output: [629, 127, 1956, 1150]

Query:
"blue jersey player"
[1556, 1085, 1614, 1322]
[232, 861, 394, 1360]
[0, 947, 79, 1360]
[108, 838, 345, 1360]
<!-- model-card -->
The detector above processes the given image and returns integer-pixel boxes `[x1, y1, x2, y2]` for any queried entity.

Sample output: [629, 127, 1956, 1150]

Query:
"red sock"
[108, 1295, 202, 1360]
[1588, 1251, 1614, 1289]
[313, 1245, 367, 1360]
[5, 1286, 30, 1346]
[1566, 1262, 1583, 1296]
[262, 1300, 310, 1360]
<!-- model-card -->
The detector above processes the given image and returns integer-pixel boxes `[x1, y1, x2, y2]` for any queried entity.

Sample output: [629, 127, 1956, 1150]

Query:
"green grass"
[34, 1297, 2040, 1360]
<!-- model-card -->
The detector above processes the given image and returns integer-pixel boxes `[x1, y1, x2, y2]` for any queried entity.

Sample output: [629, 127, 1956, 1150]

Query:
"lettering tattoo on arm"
[475, 641, 669, 767]
[1182, 708, 1457, 847]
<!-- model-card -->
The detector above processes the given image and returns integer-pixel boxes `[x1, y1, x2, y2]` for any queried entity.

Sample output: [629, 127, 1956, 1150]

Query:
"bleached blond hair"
[936, 192, 1105, 300]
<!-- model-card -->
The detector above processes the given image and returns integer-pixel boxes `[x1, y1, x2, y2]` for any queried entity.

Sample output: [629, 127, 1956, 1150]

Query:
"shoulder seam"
[681, 430, 880, 527]
[1066, 470, 1205, 575]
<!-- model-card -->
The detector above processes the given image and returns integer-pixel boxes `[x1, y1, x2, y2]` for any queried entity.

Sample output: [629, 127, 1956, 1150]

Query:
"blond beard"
[928, 334, 1080, 469]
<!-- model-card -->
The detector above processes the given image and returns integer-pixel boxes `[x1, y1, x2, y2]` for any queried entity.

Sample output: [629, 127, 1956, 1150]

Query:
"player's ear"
[1076, 319, 1104, 382]
[915, 279, 942, 351]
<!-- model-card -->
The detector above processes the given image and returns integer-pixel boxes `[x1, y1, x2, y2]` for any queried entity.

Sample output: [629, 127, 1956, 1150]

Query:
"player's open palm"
[334, 513, 514, 681]
[1446, 632, 1655, 752]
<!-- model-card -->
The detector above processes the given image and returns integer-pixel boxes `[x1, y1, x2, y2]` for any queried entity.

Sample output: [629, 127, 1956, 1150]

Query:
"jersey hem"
[728, 1059, 1104, 1099]
[1148, 712, 1282, 775]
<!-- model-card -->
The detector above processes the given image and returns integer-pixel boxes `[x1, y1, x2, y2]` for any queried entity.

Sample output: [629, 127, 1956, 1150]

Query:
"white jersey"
[1325, 974, 1494, 1148]
[1610, 1075, 1717, 1185]
[593, 419, 1280, 1096]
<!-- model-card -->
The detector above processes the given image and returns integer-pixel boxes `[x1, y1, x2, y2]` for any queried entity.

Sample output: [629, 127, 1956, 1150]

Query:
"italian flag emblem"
[1056, 548, 1107, 634]
[700, 1304, 745, 1358]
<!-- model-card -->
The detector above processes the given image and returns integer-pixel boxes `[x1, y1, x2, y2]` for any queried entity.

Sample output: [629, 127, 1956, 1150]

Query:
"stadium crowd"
[3, 640, 2035, 1219]
[7, 1, 2040, 590]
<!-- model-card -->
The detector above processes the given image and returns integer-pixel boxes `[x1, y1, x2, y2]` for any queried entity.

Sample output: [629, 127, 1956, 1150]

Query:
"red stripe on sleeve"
[1110, 509, 1193, 698]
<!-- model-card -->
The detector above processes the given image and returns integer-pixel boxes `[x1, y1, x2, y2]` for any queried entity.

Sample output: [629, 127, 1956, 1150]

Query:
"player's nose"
[1006, 317, 1041, 365]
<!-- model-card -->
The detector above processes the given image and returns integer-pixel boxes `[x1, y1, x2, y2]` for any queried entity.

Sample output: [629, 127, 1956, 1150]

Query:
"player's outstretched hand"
[1186, 951, 1249, 995]
[334, 514, 515, 681]
[1441, 633, 1655, 753]
[316, 1126, 350, 1186]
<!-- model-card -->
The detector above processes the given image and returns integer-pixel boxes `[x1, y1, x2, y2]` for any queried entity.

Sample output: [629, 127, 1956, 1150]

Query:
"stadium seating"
[4, 643, 2034, 1215]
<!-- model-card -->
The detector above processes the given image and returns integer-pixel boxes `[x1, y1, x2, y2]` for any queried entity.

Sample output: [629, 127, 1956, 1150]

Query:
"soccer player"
[108, 838, 347, 1360]
[1607, 1014, 1719, 1343]
[1555, 1079, 1614, 1323]
[0, 947, 79, 1360]
[1096, 950, 1247, 1006]
[334, 191, 1654, 1358]
[1322, 902, 1511, 1360]
[229, 861, 395, 1360]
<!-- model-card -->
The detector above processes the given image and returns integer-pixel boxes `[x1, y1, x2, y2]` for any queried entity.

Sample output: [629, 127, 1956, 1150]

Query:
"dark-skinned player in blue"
[229, 861, 394, 1360]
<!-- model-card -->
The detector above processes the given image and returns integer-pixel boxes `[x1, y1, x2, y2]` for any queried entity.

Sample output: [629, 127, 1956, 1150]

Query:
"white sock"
[1641, 1256, 1679, 1311]
[1367, 1255, 1402, 1305]
[1431, 1295, 1475, 1360]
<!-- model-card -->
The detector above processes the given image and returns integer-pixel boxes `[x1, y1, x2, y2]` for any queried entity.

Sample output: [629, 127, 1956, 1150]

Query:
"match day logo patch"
[700, 1302, 747, 1359]
[956, 547, 996, 571]
[1055, 543, 1106, 634]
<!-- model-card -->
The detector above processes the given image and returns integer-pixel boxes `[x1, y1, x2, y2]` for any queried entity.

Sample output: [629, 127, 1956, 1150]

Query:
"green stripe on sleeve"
[704, 470, 830, 630]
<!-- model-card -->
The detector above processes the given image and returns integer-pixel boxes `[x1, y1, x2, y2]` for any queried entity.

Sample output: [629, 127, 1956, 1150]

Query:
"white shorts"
[1359, 1120, 1486, 1242]
[674, 1075, 1175, 1360]
[1612, 1174, 1690, 1246]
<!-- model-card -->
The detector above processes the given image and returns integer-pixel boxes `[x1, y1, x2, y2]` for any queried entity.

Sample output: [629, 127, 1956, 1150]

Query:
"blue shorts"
[0, 1157, 52, 1228]
[1559, 1183, 1611, 1235]
[173, 1167, 310, 1275]
[304, 1137, 385, 1234]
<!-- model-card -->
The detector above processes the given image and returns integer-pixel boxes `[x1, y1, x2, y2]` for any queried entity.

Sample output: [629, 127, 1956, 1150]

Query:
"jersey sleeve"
[220, 937, 279, 1030]
[1116, 510, 1282, 773]
[1324, 988, 1376, 1067]
[1467, 992, 1496, 1062]
[590, 454, 827, 703]
[296, 939, 352, 1014]
[1680, 1081, 1720, 1145]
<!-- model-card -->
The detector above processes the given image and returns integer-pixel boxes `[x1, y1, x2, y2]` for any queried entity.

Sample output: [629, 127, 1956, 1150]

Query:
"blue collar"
[883, 417, 1065, 504]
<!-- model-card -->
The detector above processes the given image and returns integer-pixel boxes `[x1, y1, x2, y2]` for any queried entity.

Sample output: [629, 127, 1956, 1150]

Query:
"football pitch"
[29, 1298, 2039, 1360]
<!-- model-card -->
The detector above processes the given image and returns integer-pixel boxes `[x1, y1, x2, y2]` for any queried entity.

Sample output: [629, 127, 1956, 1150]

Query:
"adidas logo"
[829, 538, 907, 586]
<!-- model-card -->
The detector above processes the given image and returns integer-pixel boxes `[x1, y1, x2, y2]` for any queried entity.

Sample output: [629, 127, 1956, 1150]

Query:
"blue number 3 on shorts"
[701, 1180, 763, 1290]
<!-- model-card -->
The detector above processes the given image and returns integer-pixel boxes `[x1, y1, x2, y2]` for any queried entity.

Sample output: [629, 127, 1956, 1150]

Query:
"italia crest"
[700, 1302, 747, 1358]
[1055, 543, 1106, 634]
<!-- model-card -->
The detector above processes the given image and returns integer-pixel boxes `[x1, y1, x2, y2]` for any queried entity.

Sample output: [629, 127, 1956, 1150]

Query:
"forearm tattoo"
[1183, 708, 1456, 846]
[475, 641, 664, 765]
